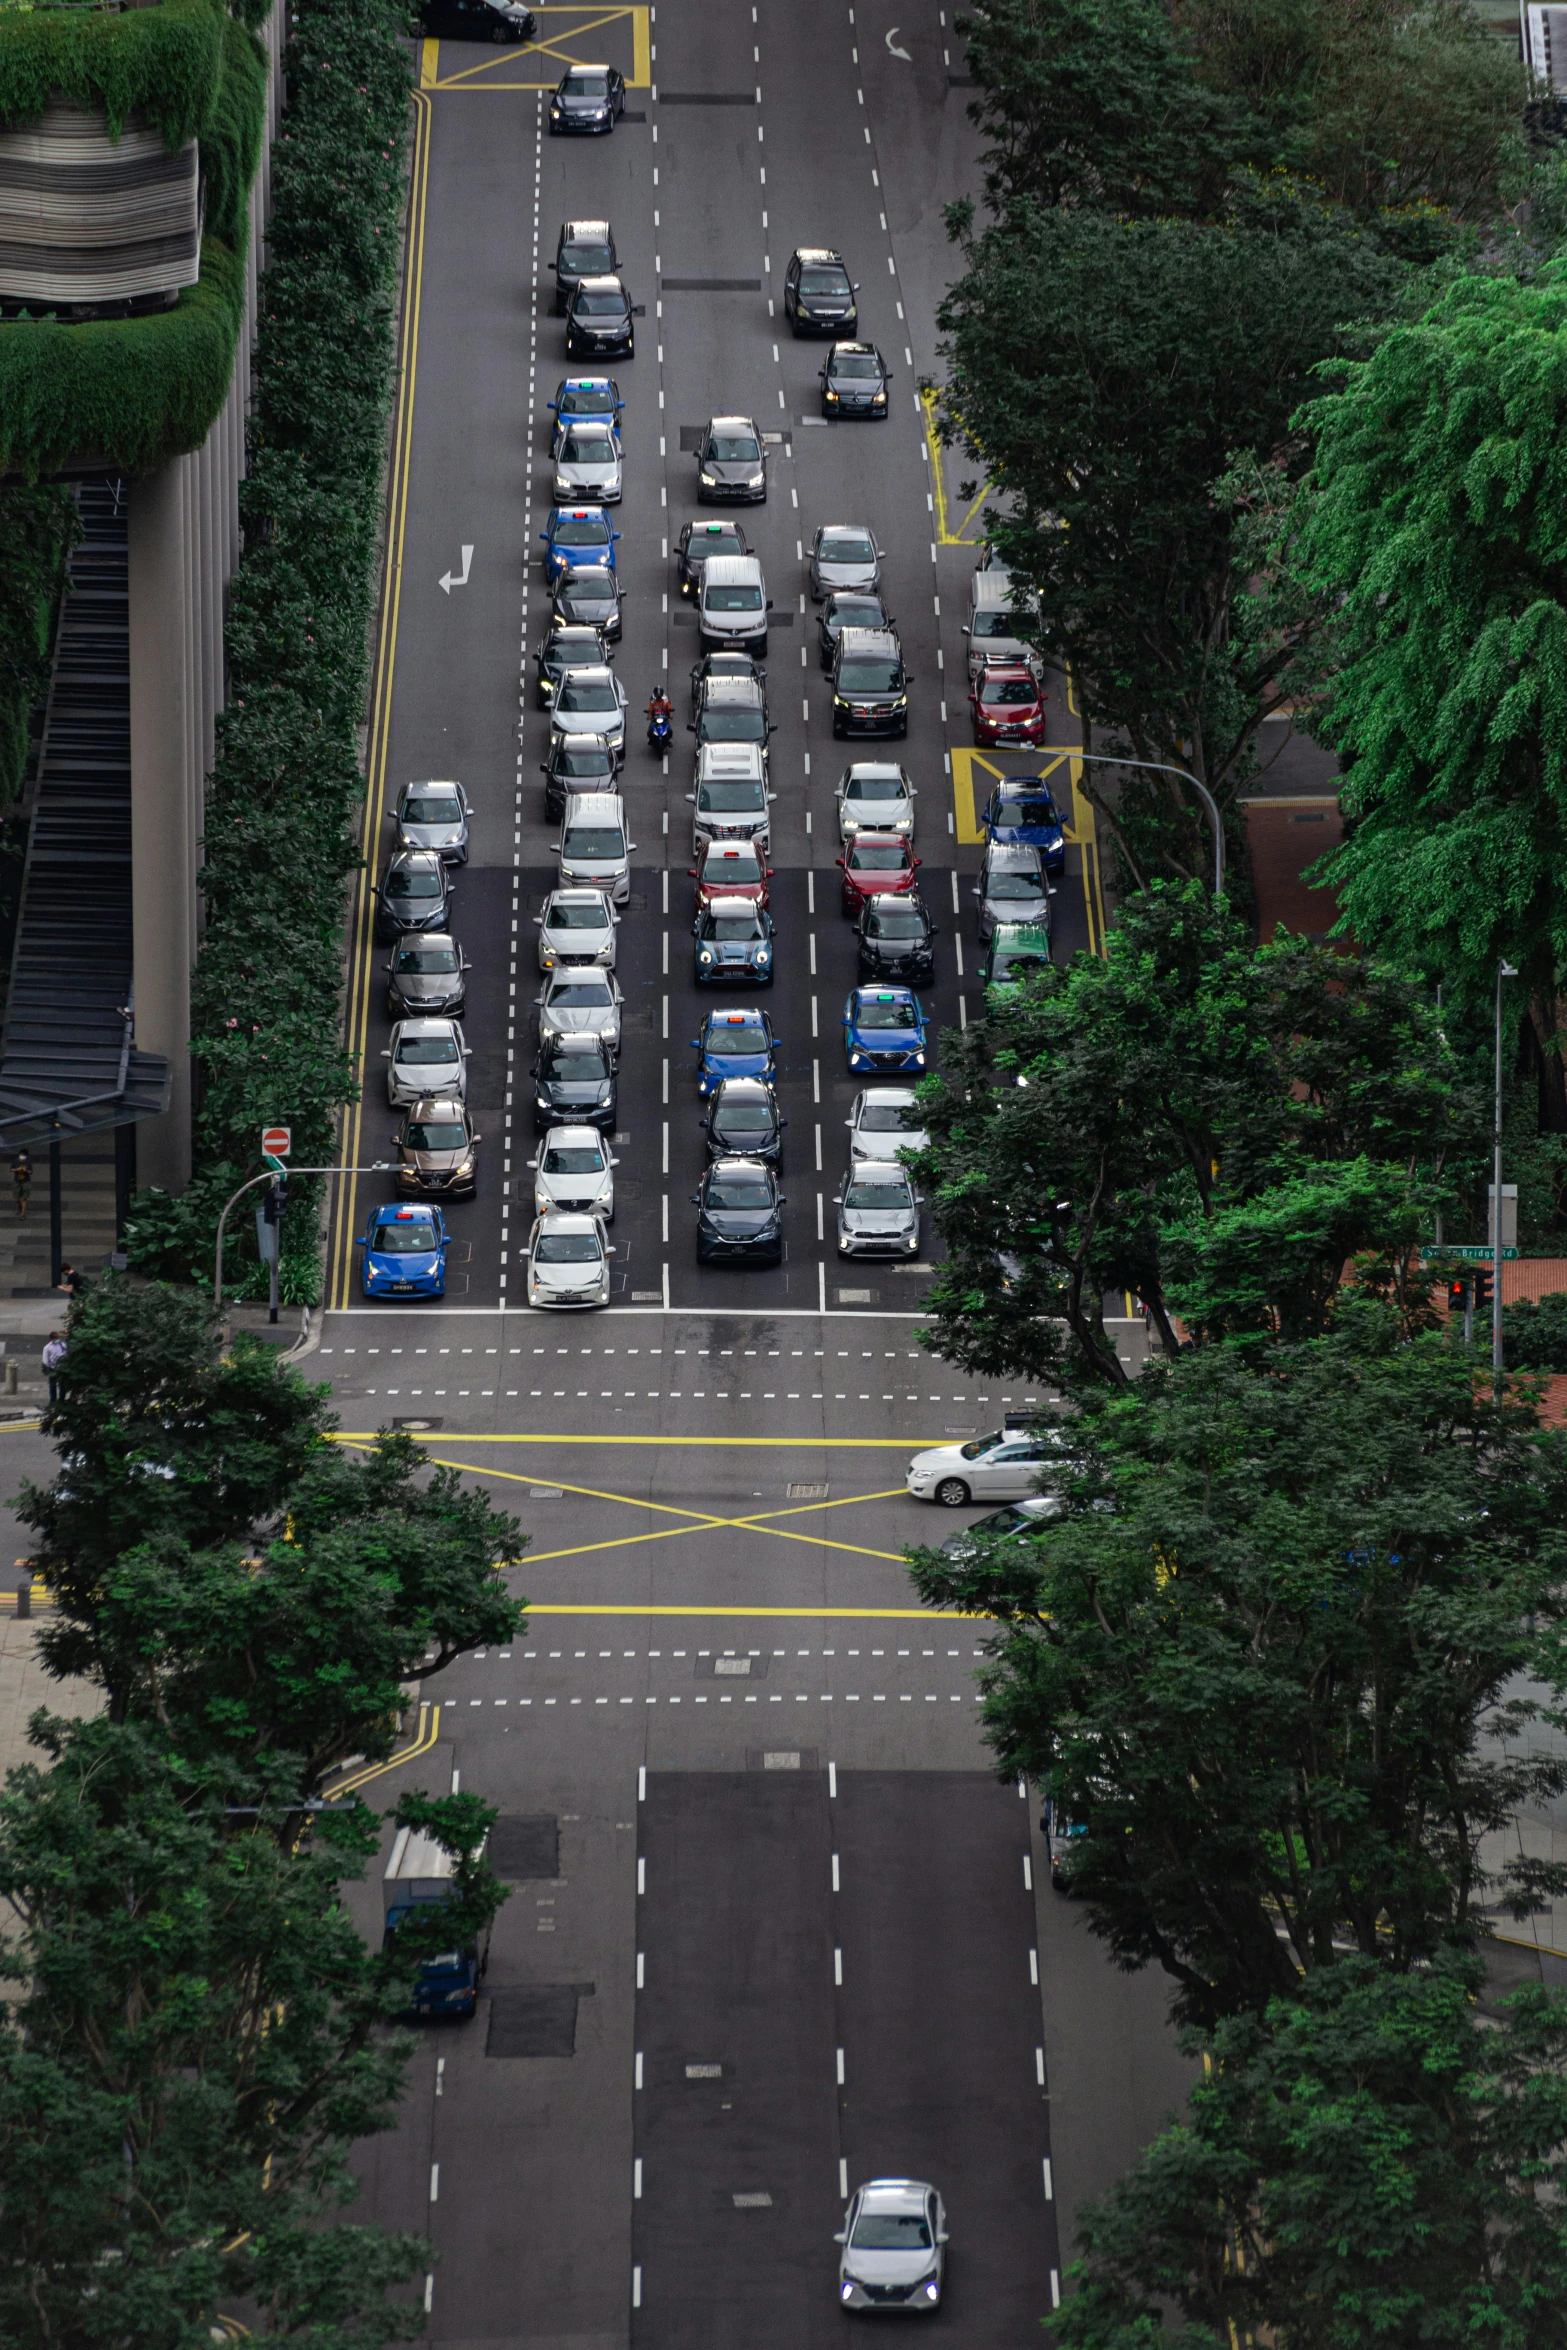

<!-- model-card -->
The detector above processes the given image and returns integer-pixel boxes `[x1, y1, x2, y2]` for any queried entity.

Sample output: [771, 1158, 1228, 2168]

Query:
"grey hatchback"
[809, 523, 882, 600]
[384, 931, 469, 1018]
[974, 841, 1050, 940]
[376, 849, 454, 942]
[392, 778, 469, 864]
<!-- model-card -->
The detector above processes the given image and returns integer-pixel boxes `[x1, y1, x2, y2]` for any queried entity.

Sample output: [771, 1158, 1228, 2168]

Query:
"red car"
[837, 833, 921, 917]
[692, 837, 772, 915]
[969, 659, 1046, 748]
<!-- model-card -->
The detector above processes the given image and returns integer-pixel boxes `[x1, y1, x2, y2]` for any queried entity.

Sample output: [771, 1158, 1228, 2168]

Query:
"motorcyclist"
[646, 684, 673, 745]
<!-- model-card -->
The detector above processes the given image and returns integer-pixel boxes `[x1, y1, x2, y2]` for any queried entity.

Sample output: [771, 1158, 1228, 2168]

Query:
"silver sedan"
[526, 1210, 612, 1310]
[974, 842, 1049, 939]
[535, 887, 618, 970]
[846, 1085, 928, 1163]
[536, 966, 623, 1055]
[528, 1124, 618, 1219]
[393, 778, 469, 864]
[550, 663, 628, 758]
[383, 1016, 470, 1107]
[836, 2179, 947, 2313]
[551, 418, 623, 504]
[809, 522, 882, 600]
[836, 761, 915, 844]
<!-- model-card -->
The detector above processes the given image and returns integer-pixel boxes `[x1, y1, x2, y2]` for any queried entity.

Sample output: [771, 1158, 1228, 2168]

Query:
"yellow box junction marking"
[424, 6, 650, 90]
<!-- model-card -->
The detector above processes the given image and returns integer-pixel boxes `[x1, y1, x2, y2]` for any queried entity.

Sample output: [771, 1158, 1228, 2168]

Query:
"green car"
[980, 921, 1051, 990]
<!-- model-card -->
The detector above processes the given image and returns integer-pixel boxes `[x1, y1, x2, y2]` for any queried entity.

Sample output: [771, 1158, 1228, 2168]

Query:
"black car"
[384, 932, 469, 1018]
[696, 414, 767, 504]
[783, 246, 858, 337]
[532, 1036, 617, 1129]
[820, 340, 891, 419]
[540, 735, 617, 820]
[689, 647, 765, 709]
[857, 895, 938, 984]
[692, 1156, 785, 1262]
[421, 0, 534, 37]
[535, 619, 610, 708]
[703, 1075, 784, 1162]
[376, 849, 454, 942]
[553, 563, 622, 642]
[692, 674, 774, 753]
[554, 218, 616, 314]
[548, 63, 625, 131]
[818, 591, 895, 671]
[694, 899, 776, 986]
[676, 518, 749, 598]
[831, 627, 909, 737]
[566, 275, 634, 359]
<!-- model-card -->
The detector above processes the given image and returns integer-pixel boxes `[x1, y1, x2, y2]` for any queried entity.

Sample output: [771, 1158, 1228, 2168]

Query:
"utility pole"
[1494, 958, 1518, 1398]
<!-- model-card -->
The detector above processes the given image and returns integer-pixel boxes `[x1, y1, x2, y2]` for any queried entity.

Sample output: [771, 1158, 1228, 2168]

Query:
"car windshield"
[688, 527, 744, 555]
[554, 520, 608, 549]
[561, 426, 615, 460]
[856, 999, 914, 1029]
[387, 866, 440, 897]
[563, 825, 625, 857]
[548, 979, 613, 1006]
[706, 585, 763, 611]
[719, 1101, 772, 1128]
[575, 287, 625, 315]
[704, 852, 762, 883]
[535, 1230, 603, 1262]
[559, 677, 618, 712]
[996, 794, 1058, 825]
[699, 710, 766, 742]
[550, 899, 609, 929]
[562, 241, 612, 272]
[850, 844, 907, 870]
[974, 607, 1034, 637]
[988, 871, 1044, 898]
[562, 71, 609, 94]
[800, 265, 851, 295]
[708, 916, 763, 941]
[994, 951, 1048, 978]
[699, 781, 766, 811]
[405, 1119, 466, 1150]
[859, 1101, 913, 1131]
[844, 1178, 910, 1211]
[374, 1220, 438, 1255]
[395, 944, 458, 971]
[823, 533, 875, 563]
[869, 908, 923, 935]
[397, 1035, 459, 1063]
[546, 633, 601, 664]
[851, 2210, 932, 2251]
[402, 792, 460, 823]
[554, 745, 614, 777]
[846, 776, 905, 800]
[981, 676, 1037, 705]
[709, 1175, 772, 1209]
[709, 432, 761, 461]
[838, 660, 902, 691]
[831, 353, 881, 378]
[558, 383, 612, 413]
[543, 1044, 609, 1079]
[544, 1142, 605, 1172]
[708, 1022, 768, 1056]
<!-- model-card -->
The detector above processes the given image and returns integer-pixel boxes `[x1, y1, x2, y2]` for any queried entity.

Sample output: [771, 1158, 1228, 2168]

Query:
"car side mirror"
[533, 914, 544, 924]
[685, 792, 696, 802]
[527, 1157, 538, 1169]
[689, 1193, 701, 1205]
[610, 1155, 621, 1166]
[379, 1049, 391, 1057]
[605, 1245, 617, 1255]
[766, 598, 774, 609]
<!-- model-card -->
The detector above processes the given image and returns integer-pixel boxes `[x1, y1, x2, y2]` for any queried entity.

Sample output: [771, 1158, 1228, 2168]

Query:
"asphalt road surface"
[0, 0, 1188, 2338]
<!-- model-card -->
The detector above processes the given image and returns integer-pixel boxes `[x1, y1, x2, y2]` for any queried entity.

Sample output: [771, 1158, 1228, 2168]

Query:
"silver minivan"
[556, 789, 635, 906]
[688, 741, 774, 855]
[698, 552, 770, 651]
[964, 569, 1039, 681]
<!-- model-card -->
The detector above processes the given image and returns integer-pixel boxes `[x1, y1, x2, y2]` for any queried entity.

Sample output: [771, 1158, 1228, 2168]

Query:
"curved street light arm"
[1073, 751, 1225, 898]
[214, 1163, 392, 1311]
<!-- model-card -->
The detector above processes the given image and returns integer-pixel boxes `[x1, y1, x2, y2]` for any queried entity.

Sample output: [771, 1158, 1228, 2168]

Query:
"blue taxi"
[357, 1201, 449, 1298]
[979, 778, 1066, 874]
[691, 1007, 778, 1096]
[541, 505, 620, 585]
[549, 376, 624, 429]
[842, 986, 928, 1075]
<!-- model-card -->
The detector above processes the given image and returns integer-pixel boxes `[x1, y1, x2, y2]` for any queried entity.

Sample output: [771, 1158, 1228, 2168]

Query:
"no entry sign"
[261, 1125, 292, 1158]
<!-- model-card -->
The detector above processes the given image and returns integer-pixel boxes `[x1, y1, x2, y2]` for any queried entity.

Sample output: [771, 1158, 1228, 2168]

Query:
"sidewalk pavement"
[0, 1610, 99, 1785]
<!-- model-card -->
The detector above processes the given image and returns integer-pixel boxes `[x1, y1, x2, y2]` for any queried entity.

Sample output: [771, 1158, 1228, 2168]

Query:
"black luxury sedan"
[548, 63, 625, 131]
[691, 1156, 785, 1262]
[856, 895, 938, 984]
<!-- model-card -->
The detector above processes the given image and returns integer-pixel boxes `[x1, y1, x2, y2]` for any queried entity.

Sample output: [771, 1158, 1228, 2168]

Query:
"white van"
[688, 741, 774, 855]
[556, 790, 635, 906]
[964, 569, 1040, 681]
[698, 552, 770, 651]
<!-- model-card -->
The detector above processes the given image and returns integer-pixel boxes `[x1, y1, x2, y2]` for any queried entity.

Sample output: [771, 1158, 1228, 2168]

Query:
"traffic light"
[1448, 1279, 1468, 1310]
[262, 1175, 288, 1225]
[1473, 1267, 1493, 1309]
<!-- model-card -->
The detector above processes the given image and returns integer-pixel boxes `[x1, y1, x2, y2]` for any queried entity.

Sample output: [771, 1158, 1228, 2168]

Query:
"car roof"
[828, 340, 879, 356]
[563, 217, 612, 238]
[794, 244, 846, 261]
[406, 1093, 466, 1116]
[854, 985, 915, 1003]
[548, 887, 612, 907]
[987, 842, 1044, 869]
[372, 1201, 438, 1224]
[717, 1074, 773, 1099]
[707, 412, 759, 431]
[859, 1083, 919, 1104]
[560, 561, 616, 581]
[706, 897, 764, 922]
[559, 662, 615, 681]
[861, 2180, 933, 2206]
[548, 623, 603, 643]
[536, 1207, 600, 1230]
[706, 1006, 769, 1025]
[978, 656, 1036, 678]
[547, 1033, 607, 1054]
[819, 522, 872, 539]
[575, 273, 625, 292]
[701, 554, 765, 583]
[703, 676, 764, 703]
[393, 1015, 458, 1036]
[837, 627, 899, 656]
[699, 742, 766, 776]
[397, 929, 457, 946]
[401, 776, 461, 792]
[994, 921, 1051, 944]
[710, 1153, 773, 1174]
[544, 1122, 606, 1141]
[849, 832, 910, 848]
[844, 761, 909, 782]
[971, 572, 1030, 611]
[850, 1159, 913, 1183]
[701, 841, 762, 862]
[389, 848, 443, 871]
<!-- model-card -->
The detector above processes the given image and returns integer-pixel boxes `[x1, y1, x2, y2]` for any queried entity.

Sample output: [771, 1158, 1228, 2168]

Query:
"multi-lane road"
[289, 1, 1192, 2338]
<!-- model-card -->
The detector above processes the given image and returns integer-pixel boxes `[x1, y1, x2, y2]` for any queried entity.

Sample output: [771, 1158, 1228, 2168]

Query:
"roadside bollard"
[15, 1575, 30, 1620]
[4, 1360, 17, 1396]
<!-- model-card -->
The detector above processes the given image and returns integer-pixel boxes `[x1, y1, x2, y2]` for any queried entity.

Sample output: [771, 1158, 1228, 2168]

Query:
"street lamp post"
[1072, 751, 1225, 898]
[1493, 959, 1519, 1397]
[213, 1164, 393, 1315]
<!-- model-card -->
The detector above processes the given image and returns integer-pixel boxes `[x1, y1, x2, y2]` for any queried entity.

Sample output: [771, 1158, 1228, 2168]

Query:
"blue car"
[842, 985, 928, 1076]
[694, 900, 775, 986]
[691, 1007, 778, 1095]
[980, 778, 1066, 874]
[550, 376, 624, 429]
[541, 505, 619, 585]
[358, 1201, 449, 1298]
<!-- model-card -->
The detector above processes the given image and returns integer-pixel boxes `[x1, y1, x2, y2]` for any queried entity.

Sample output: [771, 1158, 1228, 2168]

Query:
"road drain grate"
[686, 2062, 724, 2079]
[787, 1481, 829, 1500]
[733, 2192, 774, 2208]
[528, 1484, 563, 1499]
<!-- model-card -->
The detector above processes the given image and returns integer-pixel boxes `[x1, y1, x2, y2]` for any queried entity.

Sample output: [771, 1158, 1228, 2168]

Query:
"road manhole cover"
[391, 1415, 442, 1432]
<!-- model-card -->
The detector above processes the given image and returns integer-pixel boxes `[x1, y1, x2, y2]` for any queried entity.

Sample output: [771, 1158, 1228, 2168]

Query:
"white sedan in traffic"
[906, 1426, 1063, 1507]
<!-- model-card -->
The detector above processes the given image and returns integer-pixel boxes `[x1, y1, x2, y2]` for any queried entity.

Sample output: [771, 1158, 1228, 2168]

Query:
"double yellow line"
[330, 88, 435, 1310]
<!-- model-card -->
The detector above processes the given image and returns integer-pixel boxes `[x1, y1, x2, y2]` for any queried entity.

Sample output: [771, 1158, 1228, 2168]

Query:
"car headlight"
[834, 696, 849, 710]
[923, 2281, 939, 2301]
[906, 1233, 919, 1248]
[699, 949, 714, 964]
[850, 1051, 867, 1067]
[453, 1158, 474, 1178]
[892, 696, 908, 709]
[841, 2284, 855, 2304]
[700, 471, 718, 486]
[825, 389, 840, 402]
[536, 1093, 551, 1109]
[748, 473, 765, 489]
[755, 947, 770, 963]
[914, 1050, 926, 1064]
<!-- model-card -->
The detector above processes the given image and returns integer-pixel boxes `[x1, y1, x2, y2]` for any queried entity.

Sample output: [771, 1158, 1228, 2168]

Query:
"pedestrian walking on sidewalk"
[41, 1331, 66, 1403]
[10, 1149, 31, 1219]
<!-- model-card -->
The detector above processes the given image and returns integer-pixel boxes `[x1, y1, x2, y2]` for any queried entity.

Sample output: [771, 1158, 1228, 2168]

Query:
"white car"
[528, 1124, 618, 1220]
[906, 1425, 1064, 1507]
[535, 887, 618, 971]
[384, 1016, 469, 1108]
[527, 1210, 613, 1309]
[537, 966, 623, 1055]
[551, 418, 623, 504]
[836, 761, 915, 843]
[550, 664, 629, 758]
[846, 1086, 928, 1162]
[836, 2179, 947, 2314]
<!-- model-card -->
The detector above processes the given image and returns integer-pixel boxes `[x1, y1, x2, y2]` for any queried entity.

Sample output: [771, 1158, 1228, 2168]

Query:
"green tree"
[0, 485, 79, 809]
[0, 1717, 508, 2349]
[1056, 1955, 1567, 2350]
[936, 182, 1401, 872]
[910, 1312, 1567, 2025]
[913, 885, 1475, 1388]
[1299, 264, 1567, 1129]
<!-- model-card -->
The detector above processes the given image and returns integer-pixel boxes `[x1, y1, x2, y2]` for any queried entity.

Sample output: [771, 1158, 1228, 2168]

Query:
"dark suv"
[566, 276, 634, 360]
[831, 627, 909, 738]
[783, 246, 858, 336]
[554, 218, 616, 314]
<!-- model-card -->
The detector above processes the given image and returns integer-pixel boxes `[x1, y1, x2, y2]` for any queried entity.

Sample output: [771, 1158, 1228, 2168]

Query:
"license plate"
[393, 1282, 413, 1292]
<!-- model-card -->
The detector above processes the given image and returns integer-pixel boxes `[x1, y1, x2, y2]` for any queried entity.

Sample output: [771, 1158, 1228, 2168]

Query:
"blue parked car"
[358, 1201, 449, 1298]
[691, 1006, 778, 1095]
[842, 985, 928, 1076]
[980, 778, 1066, 874]
[541, 505, 619, 585]
[550, 375, 624, 429]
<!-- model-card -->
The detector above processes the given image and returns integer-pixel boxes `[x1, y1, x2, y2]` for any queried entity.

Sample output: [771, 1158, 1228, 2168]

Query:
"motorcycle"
[646, 692, 673, 753]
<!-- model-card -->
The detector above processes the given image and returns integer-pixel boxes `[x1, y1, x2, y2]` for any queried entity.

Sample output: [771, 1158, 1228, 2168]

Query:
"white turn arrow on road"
[439, 544, 474, 594]
[885, 25, 912, 55]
